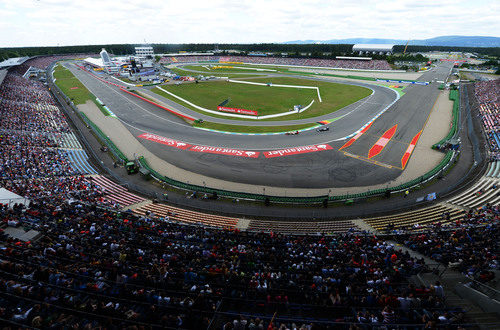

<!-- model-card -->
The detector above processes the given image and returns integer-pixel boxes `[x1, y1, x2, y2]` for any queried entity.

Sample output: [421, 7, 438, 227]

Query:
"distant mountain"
[283, 36, 500, 48]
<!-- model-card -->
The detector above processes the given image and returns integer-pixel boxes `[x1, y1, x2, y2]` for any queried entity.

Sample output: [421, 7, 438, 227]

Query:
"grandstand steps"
[351, 218, 376, 233]
[3, 227, 40, 242]
[133, 203, 238, 229]
[246, 219, 358, 235]
[440, 201, 469, 211]
[88, 175, 146, 208]
[446, 177, 500, 209]
[363, 204, 458, 231]
[122, 199, 152, 211]
[466, 313, 500, 329]
[235, 218, 251, 230]
[413, 262, 500, 328]
[60, 149, 98, 175]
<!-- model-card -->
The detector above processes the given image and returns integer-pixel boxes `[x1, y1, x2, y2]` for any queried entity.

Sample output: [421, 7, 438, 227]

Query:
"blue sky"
[1, 0, 499, 47]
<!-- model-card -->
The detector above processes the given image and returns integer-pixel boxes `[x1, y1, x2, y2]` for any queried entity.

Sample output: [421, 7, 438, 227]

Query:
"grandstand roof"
[0, 69, 7, 86]
[83, 57, 105, 68]
[160, 52, 215, 56]
[0, 188, 30, 207]
[352, 44, 394, 52]
[0, 56, 30, 69]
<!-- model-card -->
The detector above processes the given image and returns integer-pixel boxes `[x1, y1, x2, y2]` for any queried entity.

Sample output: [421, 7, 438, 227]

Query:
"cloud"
[0, 0, 498, 47]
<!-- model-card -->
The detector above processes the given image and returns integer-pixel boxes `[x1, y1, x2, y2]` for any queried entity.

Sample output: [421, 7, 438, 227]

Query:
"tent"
[0, 188, 30, 207]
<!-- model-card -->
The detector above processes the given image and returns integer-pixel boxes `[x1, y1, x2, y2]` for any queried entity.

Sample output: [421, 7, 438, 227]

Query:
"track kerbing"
[367, 124, 398, 159]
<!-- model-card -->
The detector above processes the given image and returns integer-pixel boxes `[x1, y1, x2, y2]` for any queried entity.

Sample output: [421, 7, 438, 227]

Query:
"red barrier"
[120, 88, 196, 122]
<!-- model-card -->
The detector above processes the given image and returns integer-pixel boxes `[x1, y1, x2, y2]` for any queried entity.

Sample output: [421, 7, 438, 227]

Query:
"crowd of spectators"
[9, 55, 97, 75]
[475, 79, 500, 104]
[24, 55, 95, 71]
[0, 68, 106, 206]
[398, 204, 498, 283]
[161, 55, 392, 70]
[0, 199, 468, 329]
[475, 79, 500, 158]
[0, 58, 496, 329]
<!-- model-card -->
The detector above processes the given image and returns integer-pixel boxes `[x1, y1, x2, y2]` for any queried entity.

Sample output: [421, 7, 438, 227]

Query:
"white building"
[135, 46, 154, 57]
[83, 48, 120, 74]
[100, 48, 112, 66]
[352, 44, 394, 55]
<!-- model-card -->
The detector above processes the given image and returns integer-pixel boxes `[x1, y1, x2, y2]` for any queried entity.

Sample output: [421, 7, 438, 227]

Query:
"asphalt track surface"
[64, 62, 453, 189]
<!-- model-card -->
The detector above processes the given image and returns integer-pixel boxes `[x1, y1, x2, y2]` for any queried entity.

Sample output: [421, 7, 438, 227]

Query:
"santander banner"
[263, 144, 333, 158]
[138, 133, 191, 150]
[217, 106, 258, 116]
[190, 145, 259, 158]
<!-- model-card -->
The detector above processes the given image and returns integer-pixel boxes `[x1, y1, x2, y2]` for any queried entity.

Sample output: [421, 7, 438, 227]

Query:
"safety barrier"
[432, 89, 460, 150]
[376, 79, 429, 85]
[138, 149, 456, 205]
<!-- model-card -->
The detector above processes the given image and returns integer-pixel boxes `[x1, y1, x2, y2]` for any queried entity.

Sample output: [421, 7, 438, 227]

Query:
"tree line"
[1, 43, 498, 61]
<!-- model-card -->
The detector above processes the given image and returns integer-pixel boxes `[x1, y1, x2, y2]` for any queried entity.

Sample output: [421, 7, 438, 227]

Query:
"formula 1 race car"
[285, 130, 300, 135]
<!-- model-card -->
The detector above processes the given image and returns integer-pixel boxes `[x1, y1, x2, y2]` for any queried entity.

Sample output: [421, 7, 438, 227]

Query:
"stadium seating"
[246, 219, 358, 234]
[3, 199, 470, 329]
[88, 175, 146, 208]
[134, 202, 238, 229]
[475, 79, 500, 158]
[161, 55, 392, 70]
[0, 59, 108, 206]
[0, 57, 497, 329]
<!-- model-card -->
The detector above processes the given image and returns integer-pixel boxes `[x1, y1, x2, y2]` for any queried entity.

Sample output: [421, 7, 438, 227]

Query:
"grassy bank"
[154, 77, 371, 121]
[53, 64, 91, 104]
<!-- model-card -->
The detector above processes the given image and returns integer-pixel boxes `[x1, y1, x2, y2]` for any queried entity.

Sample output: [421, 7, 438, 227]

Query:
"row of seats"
[446, 177, 500, 209]
[58, 149, 98, 175]
[88, 175, 146, 208]
[363, 204, 462, 232]
[133, 202, 238, 229]
[246, 219, 358, 234]
[475, 79, 500, 158]
[161, 55, 392, 70]
[478, 103, 500, 154]
[52, 132, 82, 149]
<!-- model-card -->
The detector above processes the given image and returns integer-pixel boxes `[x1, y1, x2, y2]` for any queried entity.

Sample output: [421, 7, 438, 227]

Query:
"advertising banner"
[138, 133, 191, 150]
[190, 145, 259, 158]
[263, 144, 333, 158]
[217, 106, 258, 116]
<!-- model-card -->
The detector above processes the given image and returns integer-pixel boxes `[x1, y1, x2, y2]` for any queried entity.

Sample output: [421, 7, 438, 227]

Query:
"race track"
[64, 61, 452, 189]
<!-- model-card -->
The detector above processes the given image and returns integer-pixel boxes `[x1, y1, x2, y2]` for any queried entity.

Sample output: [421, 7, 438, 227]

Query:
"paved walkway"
[77, 87, 453, 197]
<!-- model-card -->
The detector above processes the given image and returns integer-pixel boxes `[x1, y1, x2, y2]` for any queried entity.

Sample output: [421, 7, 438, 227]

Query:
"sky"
[1, 0, 499, 47]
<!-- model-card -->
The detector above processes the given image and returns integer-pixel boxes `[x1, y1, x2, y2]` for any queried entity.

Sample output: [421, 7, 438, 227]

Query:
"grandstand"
[161, 55, 392, 70]
[0, 54, 498, 329]
[352, 44, 395, 55]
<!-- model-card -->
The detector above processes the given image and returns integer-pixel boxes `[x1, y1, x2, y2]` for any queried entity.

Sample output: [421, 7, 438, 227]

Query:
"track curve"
[63, 61, 452, 189]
